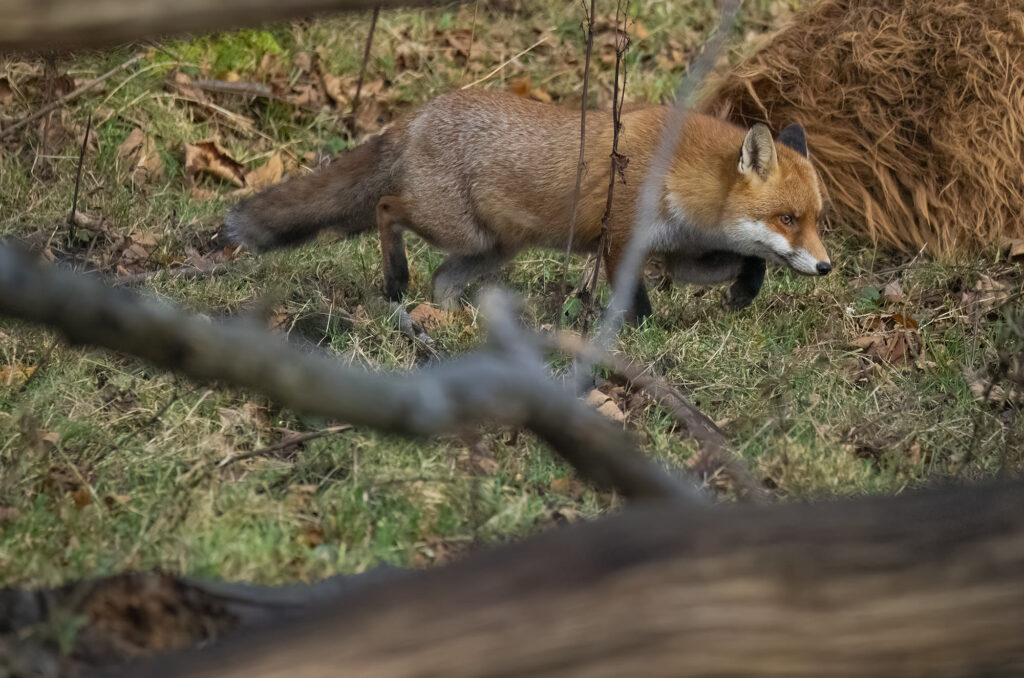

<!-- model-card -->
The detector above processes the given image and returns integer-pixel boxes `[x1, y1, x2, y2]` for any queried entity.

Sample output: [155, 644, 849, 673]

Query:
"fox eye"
[778, 214, 796, 228]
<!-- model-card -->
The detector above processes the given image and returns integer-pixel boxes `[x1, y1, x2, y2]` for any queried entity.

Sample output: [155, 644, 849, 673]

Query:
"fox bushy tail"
[224, 131, 401, 251]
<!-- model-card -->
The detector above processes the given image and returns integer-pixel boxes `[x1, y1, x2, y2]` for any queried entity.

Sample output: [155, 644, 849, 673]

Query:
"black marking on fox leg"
[724, 256, 766, 311]
[383, 243, 409, 302]
[629, 281, 653, 324]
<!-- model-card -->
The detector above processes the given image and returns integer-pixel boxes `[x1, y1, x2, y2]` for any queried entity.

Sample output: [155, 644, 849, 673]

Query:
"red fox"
[225, 90, 830, 319]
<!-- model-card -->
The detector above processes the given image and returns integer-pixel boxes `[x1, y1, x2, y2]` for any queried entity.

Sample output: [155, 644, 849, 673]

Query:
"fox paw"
[722, 285, 757, 312]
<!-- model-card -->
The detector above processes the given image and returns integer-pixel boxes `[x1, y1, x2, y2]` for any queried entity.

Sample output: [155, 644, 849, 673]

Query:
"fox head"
[725, 123, 831, 276]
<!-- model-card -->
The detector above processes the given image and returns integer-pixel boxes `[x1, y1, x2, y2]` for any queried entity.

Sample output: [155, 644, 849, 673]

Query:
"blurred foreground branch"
[0, 0, 436, 52]
[0, 245, 699, 504]
[116, 480, 1024, 677]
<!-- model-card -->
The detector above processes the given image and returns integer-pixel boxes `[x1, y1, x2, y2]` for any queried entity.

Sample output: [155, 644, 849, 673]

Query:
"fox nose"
[816, 262, 832, 276]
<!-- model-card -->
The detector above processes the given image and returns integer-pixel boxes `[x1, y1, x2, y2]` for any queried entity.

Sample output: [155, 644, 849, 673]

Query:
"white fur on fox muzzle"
[730, 220, 829, 276]
[787, 247, 828, 276]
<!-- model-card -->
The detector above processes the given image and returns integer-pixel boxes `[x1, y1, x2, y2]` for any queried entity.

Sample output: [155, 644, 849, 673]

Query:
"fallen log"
[0, 0, 434, 52]
[117, 480, 1024, 677]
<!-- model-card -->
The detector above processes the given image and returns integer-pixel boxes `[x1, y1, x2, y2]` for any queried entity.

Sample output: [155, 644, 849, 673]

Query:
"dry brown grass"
[702, 0, 1024, 256]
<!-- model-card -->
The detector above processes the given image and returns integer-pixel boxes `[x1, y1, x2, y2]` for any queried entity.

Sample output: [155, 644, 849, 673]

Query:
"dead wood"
[115, 480, 1024, 677]
[0, 0, 437, 52]
[0, 244, 700, 504]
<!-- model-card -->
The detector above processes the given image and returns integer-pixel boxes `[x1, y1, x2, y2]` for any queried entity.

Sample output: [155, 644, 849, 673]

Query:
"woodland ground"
[0, 0, 1022, 590]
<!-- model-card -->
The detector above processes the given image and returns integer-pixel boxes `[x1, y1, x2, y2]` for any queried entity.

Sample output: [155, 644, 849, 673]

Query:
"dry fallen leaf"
[960, 274, 1011, 324]
[395, 41, 423, 71]
[409, 304, 454, 332]
[103, 494, 132, 509]
[657, 38, 689, 69]
[299, 523, 325, 549]
[293, 51, 314, 72]
[119, 128, 166, 186]
[508, 75, 532, 98]
[0, 77, 13, 106]
[549, 476, 586, 499]
[116, 127, 145, 158]
[246, 153, 284, 190]
[881, 280, 904, 304]
[353, 97, 390, 136]
[0, 507, 20, 522]
[530, 87, 553, 103]
[0, 362, 36, 386]
[585, 389, 626, 423]
[1007, 239, 1024, 263]
[320, 71, 347, 106]
[849, 314, 925, 370]
[184, 139, 246, 187]
[119, 230, 162, 271]
[219, 402, 270, 433]
[442, 28, 475, 59]
[72, 486, 93, 509]
[964, 367, 1024, 406]
[166, 70, 210, 104]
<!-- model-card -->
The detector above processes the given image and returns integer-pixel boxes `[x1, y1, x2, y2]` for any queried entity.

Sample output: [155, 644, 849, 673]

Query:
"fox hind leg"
[432, 249, 509, 311]
[377, 196, 410, 302]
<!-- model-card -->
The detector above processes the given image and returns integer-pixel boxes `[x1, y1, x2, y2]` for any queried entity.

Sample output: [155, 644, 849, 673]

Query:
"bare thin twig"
[67, 112, 92, 225]
[582, 0, 631, 323]
[218, 425, 355, 467]
[0, 54, 144, 140]
[559, 0, 597, 327]
[591, 0, 742, 353]
[114, 264, 229, 287]
[0, 245, 702, 505]
[192, 79, 276, 99]
[459, 0, 481, 85]
[459, 36, 550, 90]
[351, 5, 381, 115]
[547, 330, 766, 501]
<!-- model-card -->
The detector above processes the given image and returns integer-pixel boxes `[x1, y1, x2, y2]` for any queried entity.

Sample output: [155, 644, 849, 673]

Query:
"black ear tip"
[776, 123, 809, 158]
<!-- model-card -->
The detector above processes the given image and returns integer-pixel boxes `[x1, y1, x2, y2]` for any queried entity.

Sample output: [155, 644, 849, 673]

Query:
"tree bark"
[123, 481, 1024, 677]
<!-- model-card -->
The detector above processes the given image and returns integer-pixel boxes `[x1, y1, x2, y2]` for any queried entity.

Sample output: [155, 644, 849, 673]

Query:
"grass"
[1, 0, 1022, 590]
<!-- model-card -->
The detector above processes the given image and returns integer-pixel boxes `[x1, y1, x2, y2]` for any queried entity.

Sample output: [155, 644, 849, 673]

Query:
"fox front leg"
[722, 256, 766, 311]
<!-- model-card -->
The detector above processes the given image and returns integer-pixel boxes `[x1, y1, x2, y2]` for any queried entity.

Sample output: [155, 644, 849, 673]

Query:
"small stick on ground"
[219, 425, 354, 468]
[0, 53, 144, 140]
[459, 36, 550, 90]
[547, 330, 766, 502]
[36, 54, 57, 172]
[192, 79, 276, 99]
[67, 112, 92, 225]
[114, 264, 229, 287]
[351, 5, 381, 115]
[559, 0, 597, 328]
[458, 0, 481, 85]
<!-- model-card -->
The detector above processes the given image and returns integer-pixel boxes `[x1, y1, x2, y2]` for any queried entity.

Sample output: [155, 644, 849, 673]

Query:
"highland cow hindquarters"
[700, 0, 1024, 255]
[224, 132, 400, 252]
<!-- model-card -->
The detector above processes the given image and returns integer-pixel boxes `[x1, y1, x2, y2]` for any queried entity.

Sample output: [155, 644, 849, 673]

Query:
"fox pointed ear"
[738, 123, 777, 181]
[776, 123, 809, 158]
